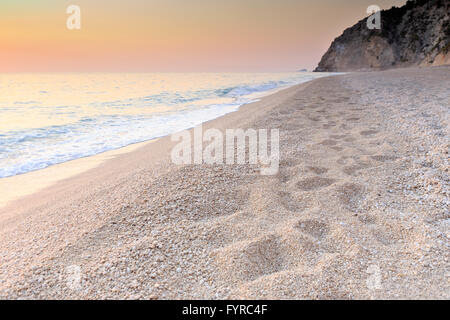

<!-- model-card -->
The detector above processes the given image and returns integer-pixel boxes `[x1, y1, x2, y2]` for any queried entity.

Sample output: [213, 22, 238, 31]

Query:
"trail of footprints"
[14, 77, 404, 299]
[6, 73, 445, 299]
[213, 78, 407, 298]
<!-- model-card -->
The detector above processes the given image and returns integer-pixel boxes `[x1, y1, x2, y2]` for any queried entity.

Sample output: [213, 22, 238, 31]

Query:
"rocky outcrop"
[315, 0, 450, 72]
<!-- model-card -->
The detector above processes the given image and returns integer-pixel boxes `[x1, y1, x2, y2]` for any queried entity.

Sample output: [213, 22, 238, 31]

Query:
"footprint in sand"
[215, 235, 283, 282]
[342, 162, 372, 176]
[278, 191, 302, 212]
[371, 155, 398, 162]
[307, 166, 329, 175]
[295, 219, 329, 239]
[329, 135, 347, 140]
[371, 228, 400, 246]
[335, 183, 366, 212]
[358, 213, 377, 224]
[279, 109, 292, 115]
[277, 159, 298, 182]
[297, 177, 336, 191]
[283, 122, 300, 130]
[308, 116, 321, 122]
[344, 136, 357, 142]
[277, 170, 291, 183]
[319, 139, 338, 146]
[322, 122, 337, 129]
[360, 130, 379, 136]
[280, 158, 298, 168]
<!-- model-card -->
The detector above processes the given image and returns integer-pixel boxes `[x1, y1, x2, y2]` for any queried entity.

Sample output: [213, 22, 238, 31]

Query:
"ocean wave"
[217, 80, 290, 98]
[0, 103, 241, 178]
[0, 72, 333, 178]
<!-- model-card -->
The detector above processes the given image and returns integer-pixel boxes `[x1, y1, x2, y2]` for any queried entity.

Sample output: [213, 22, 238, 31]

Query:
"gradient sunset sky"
[1, 0, 407, 72]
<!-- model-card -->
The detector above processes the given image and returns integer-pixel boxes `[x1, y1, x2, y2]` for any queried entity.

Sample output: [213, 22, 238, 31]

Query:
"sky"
[0, 0, 407, 72]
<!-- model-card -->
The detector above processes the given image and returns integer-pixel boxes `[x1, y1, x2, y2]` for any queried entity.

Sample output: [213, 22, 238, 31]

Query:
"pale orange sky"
[0, 0, 407, 72]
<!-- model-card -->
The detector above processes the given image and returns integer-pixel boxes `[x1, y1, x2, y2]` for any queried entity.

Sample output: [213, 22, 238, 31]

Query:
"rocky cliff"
[315, 0, 450, 72]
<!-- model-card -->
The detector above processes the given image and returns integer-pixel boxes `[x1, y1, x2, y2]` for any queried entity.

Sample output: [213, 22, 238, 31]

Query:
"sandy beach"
[0, 67, 448, 299]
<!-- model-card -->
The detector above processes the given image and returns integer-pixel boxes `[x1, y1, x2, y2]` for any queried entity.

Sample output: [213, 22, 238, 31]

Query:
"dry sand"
[0, 67, 448, 299]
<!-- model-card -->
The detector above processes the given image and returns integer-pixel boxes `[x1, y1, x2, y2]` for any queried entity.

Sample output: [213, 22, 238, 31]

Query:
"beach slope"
[1, 67, 449, 299]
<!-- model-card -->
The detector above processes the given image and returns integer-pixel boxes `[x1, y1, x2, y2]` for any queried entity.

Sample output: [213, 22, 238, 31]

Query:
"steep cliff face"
[315, 0, 450, 72]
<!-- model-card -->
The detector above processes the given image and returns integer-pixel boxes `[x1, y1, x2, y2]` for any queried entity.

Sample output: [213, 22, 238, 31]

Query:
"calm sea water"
[0, 72, 333, 178]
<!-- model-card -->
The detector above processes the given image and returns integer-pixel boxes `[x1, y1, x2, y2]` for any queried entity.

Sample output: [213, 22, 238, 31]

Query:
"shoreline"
[0, 79, 322, 210]
[1, 67, 448, 299]
[0, 139, 157, 209]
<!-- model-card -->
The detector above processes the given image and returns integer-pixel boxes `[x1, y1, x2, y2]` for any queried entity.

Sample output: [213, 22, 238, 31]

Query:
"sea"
[0, 72, 333, 178]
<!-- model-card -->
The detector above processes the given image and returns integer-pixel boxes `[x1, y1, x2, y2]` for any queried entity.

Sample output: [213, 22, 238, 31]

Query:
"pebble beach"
[0, 67, 448, 299]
